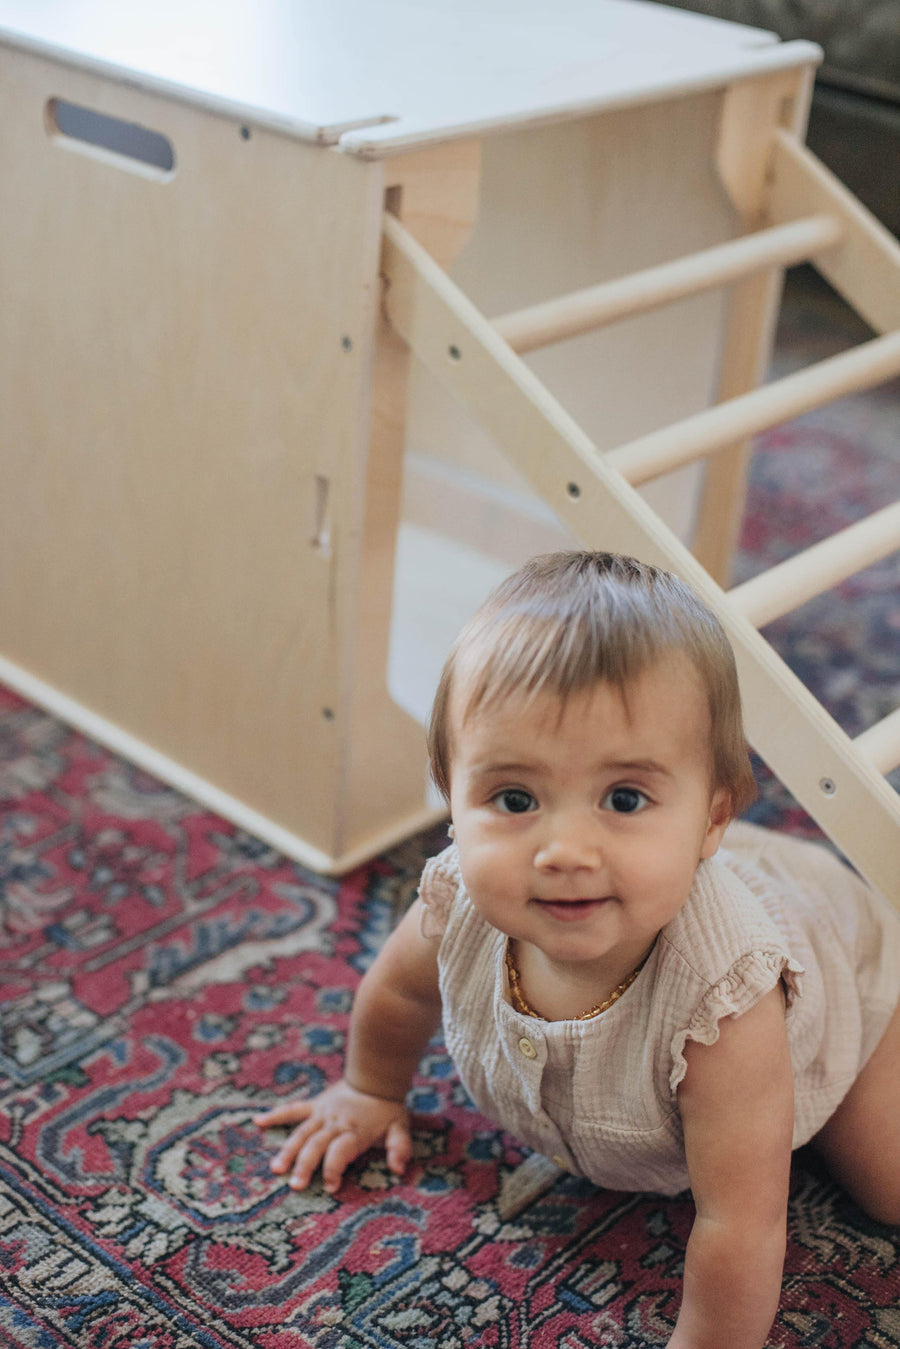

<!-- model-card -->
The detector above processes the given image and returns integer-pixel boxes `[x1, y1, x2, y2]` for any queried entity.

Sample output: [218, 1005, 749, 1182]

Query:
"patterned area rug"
[1, 268, 898, 1347]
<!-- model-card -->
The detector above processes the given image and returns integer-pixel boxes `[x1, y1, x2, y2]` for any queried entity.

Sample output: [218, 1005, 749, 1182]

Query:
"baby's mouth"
[532, 897, 611, 921]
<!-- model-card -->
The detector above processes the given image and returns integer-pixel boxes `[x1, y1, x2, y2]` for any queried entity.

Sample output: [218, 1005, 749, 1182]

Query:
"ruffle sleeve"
[669, 950, 804, 1092]
[418, 843, 462, 939]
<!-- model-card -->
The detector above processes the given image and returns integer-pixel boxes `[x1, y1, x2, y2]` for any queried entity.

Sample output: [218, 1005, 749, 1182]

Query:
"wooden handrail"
[855, 707, 900, 776]
[729, 501, 900, 628]
[607, 330, 900, 485]
[493, 215, 843, 354]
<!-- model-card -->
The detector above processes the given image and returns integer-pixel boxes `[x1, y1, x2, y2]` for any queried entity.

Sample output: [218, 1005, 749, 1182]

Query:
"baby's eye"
[602, 786, 649, 814]
[493, 788, 537, 815]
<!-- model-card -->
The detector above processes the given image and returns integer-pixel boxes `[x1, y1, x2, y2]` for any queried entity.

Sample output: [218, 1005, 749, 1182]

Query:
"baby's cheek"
[459, 851, 507, 910]
[458, 854, 490, 902]
[641, 860, 698, 919]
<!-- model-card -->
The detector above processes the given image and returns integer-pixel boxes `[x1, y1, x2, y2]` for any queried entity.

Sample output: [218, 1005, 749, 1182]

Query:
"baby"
[256, 551, 900, 1349]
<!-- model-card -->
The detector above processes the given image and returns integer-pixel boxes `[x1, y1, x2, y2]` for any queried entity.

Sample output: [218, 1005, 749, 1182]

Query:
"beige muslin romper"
[418, 822, 900, 1196]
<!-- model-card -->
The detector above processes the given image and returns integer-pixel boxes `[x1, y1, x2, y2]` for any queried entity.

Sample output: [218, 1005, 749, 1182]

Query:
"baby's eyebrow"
[606, 758, 673, 778]
[470, 757, 673, 779]
[472, 760, 543, 777]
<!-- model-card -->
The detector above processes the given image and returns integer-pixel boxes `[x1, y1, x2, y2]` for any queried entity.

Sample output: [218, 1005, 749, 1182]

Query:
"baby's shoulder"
[660, 849, 789, 981]
[418, 842, 464, 939]
[660, 853, 804, 1094]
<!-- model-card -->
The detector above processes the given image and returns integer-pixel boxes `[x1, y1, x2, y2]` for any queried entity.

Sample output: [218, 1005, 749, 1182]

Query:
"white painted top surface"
[0, 0, 821, 154]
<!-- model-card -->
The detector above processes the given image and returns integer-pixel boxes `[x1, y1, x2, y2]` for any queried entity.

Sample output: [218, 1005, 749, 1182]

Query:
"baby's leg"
[812, 999, 900, 1225]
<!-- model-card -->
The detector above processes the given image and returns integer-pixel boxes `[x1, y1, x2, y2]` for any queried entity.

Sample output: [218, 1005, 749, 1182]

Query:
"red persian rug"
[1, 269, 898, 1347]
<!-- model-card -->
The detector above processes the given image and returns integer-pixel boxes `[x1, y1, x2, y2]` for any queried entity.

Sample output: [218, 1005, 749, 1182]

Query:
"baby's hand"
[253, 1079, 412, 1194]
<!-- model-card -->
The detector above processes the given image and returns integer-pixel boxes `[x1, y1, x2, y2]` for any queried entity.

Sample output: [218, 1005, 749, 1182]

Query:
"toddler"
[256, 551, 900, 1349]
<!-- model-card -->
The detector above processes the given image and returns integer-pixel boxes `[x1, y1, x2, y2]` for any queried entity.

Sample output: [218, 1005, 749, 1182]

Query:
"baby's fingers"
[385, 1119, 412, 1177]
[321, 1130, 369, 1194]
[253, 1100, 313, 1130]
[269, 1115, 324, 1175]
[287, 1126, 350, 1192]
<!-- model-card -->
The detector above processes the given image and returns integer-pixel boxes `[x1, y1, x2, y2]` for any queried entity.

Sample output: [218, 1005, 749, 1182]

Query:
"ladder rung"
[607, 330, 900, 485]
[493, 215, 844, 354]
[855, 707, 900, 776]
[729, 501, 900, 628]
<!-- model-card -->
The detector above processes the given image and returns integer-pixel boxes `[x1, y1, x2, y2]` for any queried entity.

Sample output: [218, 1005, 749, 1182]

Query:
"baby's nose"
[534, 825, 601, 872]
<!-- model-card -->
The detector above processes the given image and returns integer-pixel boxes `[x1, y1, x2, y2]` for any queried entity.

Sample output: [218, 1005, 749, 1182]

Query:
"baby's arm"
[254, 897, 442, 1193]
[670, 985, 794, 1349]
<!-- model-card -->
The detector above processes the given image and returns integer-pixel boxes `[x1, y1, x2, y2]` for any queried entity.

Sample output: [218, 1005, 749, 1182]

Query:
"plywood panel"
[0, 47, 382, 855]
[403, 92, 737, 556]
[0, 1, 816, 155]
[336, 142, 482, 858]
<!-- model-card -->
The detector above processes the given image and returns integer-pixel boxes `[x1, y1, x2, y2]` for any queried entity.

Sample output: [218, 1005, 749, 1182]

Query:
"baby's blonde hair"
[427, 551, 756, 815]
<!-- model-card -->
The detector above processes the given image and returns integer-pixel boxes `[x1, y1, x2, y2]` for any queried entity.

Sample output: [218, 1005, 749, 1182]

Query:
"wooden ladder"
[380, 129, 900, 908]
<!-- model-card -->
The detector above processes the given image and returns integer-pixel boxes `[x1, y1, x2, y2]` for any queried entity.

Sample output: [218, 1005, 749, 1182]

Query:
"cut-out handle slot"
[46, 99, 175, 179]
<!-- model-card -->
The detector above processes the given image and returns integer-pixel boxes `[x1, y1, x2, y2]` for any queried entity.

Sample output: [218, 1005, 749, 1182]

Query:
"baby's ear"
[699, 788, 732, 859]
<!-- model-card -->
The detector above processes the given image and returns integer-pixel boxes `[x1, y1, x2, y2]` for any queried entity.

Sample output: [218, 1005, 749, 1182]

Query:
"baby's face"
[446, 655, 730, 984]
